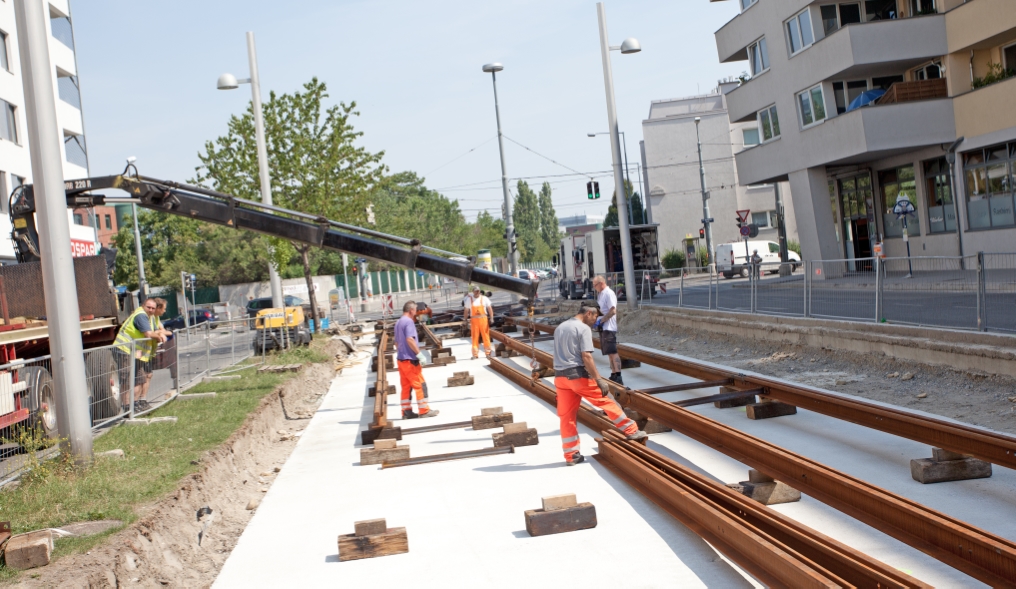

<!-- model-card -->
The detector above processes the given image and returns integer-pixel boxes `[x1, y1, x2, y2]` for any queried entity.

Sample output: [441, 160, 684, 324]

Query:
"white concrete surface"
[216, 331, 1016, 588]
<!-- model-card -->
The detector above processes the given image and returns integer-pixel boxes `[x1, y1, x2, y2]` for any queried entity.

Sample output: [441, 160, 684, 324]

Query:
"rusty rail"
[372, 330, 389, 428]
[489, 354, 928, 587]
[495, 326, 1016, 587]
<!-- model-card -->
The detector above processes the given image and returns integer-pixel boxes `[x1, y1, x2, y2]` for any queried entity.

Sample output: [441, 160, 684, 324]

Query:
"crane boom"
[9, 171, 538, 301]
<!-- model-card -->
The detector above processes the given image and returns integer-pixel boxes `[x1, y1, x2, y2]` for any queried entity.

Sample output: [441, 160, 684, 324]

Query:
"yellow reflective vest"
[115, 307, 161, 361]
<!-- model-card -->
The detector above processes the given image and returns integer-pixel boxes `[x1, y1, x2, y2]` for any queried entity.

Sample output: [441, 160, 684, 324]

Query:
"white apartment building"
[712, 0, 1016, 264]
[0, 0, 94, 263]
[642, 81, 798, 258]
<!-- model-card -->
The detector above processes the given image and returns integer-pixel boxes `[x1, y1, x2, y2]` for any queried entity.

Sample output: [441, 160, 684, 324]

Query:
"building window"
[914, 61, 942, 80]
[821, 3, 862, 35]
[64, 133, 88, 168]
[865, 0, 898, 21]
[742, 127, 760, 146]
[757, 105, 780, 142]
[0, 99, 17, 143]
[963, 142, 1015, 230]
[880, 165, 920, 238]
[833, 80, 869, 114]
[73, 213, 83, 225]
[798, 85, 827, 127]
[786, 9, 815, 55]
[50, 15, 75, 50]
[924, 157, 955, 233]
[910, 0, 936, 16]
[104, 214, 112, 230]
[1003, 43, 1016, 72]
[748, 37, 769, 76]
[57, 72, 82, 109]
[0, 172, 6, 215]
[751, 211, 773, 227]
[740, 0, 758, 11]
[0, 30, 9, 72]
[828, 180, 841, 242]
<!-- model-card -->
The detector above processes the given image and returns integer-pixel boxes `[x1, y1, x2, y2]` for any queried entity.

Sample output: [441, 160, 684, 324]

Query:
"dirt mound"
[15, 352, 340, 588]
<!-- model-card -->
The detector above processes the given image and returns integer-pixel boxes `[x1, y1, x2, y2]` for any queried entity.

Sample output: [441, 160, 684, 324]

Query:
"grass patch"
[0, 336, 333, 581]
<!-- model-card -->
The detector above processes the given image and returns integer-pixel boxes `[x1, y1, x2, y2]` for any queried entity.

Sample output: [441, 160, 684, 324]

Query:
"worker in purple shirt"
[394, 301, 439, 419]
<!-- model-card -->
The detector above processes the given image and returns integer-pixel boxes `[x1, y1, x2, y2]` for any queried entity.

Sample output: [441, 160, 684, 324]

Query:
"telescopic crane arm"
[9, 169, 539, 301]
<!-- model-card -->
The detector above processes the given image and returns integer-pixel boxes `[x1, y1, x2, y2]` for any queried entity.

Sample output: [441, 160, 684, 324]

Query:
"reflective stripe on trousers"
[398, 359, 430, 414]
[554, 375, 637, 461]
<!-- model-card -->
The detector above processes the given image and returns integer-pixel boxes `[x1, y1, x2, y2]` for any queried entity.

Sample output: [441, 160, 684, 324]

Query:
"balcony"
[953, 75, 1016, 139]
[725, 14, 946, 123]
[714, 0, 813, 64]
[733, 98, 956, 185]
[946, 0, 1016, 54]
[876, 77, 948, 104]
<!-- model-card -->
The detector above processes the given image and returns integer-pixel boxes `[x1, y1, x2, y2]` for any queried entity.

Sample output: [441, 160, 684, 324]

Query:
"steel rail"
[640, 378, 734, 394]
[489, 353, 925, 587]
[510, 319, 1016, 470]
[380, 445, 513, 469]
[372, 331, 389, 428]
[494, 327, 1016, 587]
[400, 420, 473, 435]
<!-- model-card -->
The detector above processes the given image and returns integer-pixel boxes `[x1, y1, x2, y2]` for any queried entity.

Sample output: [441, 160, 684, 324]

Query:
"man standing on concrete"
[751, 249, 763, 280]
[592, 276, 623, 385]
[394, 301, 439, 420]
[113, 298, 167, 413]
[463, 285, 494, 360]
[553, 301, 646, 465]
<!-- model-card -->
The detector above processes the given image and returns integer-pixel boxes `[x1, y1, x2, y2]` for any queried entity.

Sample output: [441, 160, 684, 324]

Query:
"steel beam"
[380, 445, 513, 469]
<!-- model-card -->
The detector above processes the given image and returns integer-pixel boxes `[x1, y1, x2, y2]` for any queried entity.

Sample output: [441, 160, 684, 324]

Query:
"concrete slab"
[215, 334, 759, 588]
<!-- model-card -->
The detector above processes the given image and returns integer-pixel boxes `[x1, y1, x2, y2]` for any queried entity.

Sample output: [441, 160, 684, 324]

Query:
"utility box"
[683, 237, 699, 271]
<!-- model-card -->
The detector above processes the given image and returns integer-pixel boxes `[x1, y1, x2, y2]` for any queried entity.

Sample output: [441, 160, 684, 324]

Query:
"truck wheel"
[85, 349, 121, 423]
[739, 267, 750, 278]
[20, 367, 57, 440]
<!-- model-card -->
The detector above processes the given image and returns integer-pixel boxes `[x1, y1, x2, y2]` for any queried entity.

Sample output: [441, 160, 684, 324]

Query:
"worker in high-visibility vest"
[113, 298, 167, 413]
[463, 285, 494, 360]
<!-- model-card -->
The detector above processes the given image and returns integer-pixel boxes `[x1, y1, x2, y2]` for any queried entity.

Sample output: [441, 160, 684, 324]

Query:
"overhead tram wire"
[423, 136, 498, 177]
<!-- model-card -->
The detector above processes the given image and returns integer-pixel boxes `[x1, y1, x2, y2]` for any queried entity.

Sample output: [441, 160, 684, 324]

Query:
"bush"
[787, 239, 801, 256]
[697, 247, 709, 268]
[661, 247, 685, 270]
[973, 62, 1016, 89]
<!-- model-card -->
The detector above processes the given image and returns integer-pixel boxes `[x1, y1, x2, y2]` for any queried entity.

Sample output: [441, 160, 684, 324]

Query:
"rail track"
[490, 325, 1016, 588]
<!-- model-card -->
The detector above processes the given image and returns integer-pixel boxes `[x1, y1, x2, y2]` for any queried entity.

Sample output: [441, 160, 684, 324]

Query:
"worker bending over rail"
[395, 301, 439, 420]
[552, 301, 647, 465]
[464, 285, 494, 360]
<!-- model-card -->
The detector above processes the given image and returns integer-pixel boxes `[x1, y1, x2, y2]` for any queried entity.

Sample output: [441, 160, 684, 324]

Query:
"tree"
[513, 181, 541, 263]
[603, 179, 644, 226]
[538, 182, 560, 251]
[196, 78, 386, 328]
[372, 171, 472, 257]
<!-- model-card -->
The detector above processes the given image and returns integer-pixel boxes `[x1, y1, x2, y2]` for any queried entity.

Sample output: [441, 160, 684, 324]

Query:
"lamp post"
[596, 2, 640, 309]
[695, 117, 715, 270]
[217, 32, 284, 311]
[588, 130, 635, 224]
[481, 62, 519, 293]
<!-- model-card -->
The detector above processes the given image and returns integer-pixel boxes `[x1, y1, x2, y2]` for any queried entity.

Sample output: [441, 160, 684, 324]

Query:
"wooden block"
[447, 375, 474, 387]
[503, 421, 528, 434]
[620, 359, 641, 369]
[471, 412, 513, 430]
[337, 527, 409, 562]
[714, 386, 758, 408]
[726, 481, 801, 505]
[932, 447, 967, 462]
[911, 457, 992, 484]
[748, 469, 774, 484]
[368, 384, 396, 397]
[374, 439, 397, 450]
[493, 428, 538, 448]
[541, 494, 578, 511]
[452, 371, 470, 378]
[3, 530, 53, 570]
[524, 503, 596, 537]
[354, 519, 388, 536]
[622, 408, 672, 434]
[746, 400, 797, 420]
[361, 426, 402, 446]
[481, 407, 504, 416]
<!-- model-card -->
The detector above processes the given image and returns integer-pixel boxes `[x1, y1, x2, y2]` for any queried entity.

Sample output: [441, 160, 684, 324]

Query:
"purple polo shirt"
[394, 315, 419, 361]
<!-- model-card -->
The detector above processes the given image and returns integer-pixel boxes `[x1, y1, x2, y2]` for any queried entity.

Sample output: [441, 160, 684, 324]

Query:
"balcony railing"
[876, 78, 948, 105]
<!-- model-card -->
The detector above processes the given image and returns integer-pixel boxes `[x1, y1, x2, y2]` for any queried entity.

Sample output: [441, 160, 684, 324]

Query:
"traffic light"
[748, 224, 760, 238]
[352, 265, 358, 275]
[699, 228, 705, 239]
[735, 216, 743, 228]
[586, 181, 601, 200]
[594, 181, 600, 199]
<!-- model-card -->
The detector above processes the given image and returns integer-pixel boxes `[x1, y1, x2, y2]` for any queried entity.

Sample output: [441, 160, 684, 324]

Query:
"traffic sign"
[740, 226, 751, 236]
[701, 218, 714, 224]
[736, 209, 751, 224]
[893, 193, 916, 217]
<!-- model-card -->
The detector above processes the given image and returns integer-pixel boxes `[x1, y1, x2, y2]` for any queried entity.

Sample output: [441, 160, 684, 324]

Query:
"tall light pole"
[695, 117, 714, 270]
[217, 32, 284, 310]
[596, 2, 639, 309]
[482, 62, 519, 291]
[588, 130, 635, 224]
[14, 0, 92, 462]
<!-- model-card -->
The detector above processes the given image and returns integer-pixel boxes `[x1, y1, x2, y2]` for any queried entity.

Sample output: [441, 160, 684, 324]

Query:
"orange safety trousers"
[398, 359, 431, 415]
[554, 376, 637, 460]
[470, 316, 492, 358]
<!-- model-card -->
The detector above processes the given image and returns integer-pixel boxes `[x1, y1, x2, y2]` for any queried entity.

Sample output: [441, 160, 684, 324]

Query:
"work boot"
[419, 409, 440, 419]
[566, 453, 585, 466]
[402, 410, 419, 420]
[609, 372, 624, 385]
[625, 430, 648, 442]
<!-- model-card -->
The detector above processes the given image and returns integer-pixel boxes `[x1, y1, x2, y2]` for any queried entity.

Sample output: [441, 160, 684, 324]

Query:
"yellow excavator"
[254, 306, 312, 352]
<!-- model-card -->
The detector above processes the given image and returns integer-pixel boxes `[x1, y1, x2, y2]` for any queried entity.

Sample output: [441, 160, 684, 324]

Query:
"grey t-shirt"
[553, 317, 594, 371]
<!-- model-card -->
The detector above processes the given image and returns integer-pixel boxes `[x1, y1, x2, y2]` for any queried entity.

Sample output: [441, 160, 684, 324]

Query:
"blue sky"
[73, 0, 742, 222]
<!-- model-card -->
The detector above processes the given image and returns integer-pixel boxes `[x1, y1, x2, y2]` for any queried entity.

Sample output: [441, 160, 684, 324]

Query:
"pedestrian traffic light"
[352, 265, 358, 275]
[594, 181, 600, 199]
[586, 181, 600, 200]
[699, 228, 705, 239]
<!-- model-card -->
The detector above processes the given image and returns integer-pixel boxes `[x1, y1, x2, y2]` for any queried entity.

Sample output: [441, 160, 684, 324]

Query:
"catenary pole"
[485, 65, 519, 299]
[695, 117, 715, 270]
[14, 0, 92, 462]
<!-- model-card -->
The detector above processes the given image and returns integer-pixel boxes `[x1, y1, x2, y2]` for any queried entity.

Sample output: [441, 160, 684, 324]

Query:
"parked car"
[717, 241, 801, 278]
[518, 270, 539, 283]
[163, 308, 219, 330]
[246, 295, 306, 318]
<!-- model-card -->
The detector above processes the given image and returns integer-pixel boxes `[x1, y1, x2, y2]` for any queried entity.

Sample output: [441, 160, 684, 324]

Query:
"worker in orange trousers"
[463, 285, 494, 359]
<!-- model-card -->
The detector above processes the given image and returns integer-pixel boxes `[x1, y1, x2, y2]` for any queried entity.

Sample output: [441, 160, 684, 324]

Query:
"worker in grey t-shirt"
[550, 301, 646, 466]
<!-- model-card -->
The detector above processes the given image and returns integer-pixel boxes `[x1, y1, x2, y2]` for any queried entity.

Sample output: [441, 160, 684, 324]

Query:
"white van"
[716, 241, 801, 279]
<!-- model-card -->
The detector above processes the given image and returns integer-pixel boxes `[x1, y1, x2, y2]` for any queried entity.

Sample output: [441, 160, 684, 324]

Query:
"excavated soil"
[15, 338, 369, 588]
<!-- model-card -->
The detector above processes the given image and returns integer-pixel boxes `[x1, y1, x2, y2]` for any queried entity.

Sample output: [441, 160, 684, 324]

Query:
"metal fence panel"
[753, 261, 806, 317]
[806, 258, 878, 322]
[983, 253, 1016, 333]
[879, 256, 978, 329]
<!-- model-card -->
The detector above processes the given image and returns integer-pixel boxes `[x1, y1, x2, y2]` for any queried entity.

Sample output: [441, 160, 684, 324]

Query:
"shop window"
[923, 157, 955, 233]
[879, 165, 920, 238]
[964, 142, 1015, 229]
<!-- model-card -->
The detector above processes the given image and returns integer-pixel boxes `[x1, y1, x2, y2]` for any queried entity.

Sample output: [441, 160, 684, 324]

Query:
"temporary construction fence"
[629, 253, 1016, 334]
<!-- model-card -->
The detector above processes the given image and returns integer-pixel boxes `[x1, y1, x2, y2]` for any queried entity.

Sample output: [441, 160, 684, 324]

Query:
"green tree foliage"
[513, 181, 542, 262]
[603, 179, 645, 227]
[538, 182, 560, 251]
[195, 78, 386, 326]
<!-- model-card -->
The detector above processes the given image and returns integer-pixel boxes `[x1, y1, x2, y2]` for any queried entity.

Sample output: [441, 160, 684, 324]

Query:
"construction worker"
[592, 275, 623, 385]
[463, 285, 494, 360]
[394, 301, 439, 420]
[553, 300, 646, 465]
[113, 297, 167, 413]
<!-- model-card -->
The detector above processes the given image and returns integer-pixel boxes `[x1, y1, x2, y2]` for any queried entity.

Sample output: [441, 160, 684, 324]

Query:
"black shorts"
[600, 330, 618, 355]
[114, 349, 153, 387]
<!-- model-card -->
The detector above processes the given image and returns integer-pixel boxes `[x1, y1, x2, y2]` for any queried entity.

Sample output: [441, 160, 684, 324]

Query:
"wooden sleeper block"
[354, 518, 388, 536]
[481, 407, 504, 416]
[620, 359, 641, 369]
[359, 444, 410, 465]
[746, 397, 797, 420]
[541, 494, 578, 511]
[911, 447, 992, 484]
[714, 386, 758, 408]
[337, 519, 409, 562]
[493, 422, 538, 448]
[471, 412, 513, 430]
[525, 502, 597, 537]
[368, 383, 396, 397]
[727, 470, 801, 505]
[3, 530, 53, 570]
[360, 426, 403, 446]
[447, 371, 474, 387]
[622, 408, 672, 434]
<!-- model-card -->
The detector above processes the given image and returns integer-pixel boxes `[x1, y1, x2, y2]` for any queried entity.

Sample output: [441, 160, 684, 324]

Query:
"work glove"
[596, 377, 610, 398]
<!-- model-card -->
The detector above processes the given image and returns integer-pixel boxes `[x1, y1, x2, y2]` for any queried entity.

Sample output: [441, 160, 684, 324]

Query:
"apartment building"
[0, 0, 95, 263]
[642, 81, 798, 258]
[711, 0, 1016, 264]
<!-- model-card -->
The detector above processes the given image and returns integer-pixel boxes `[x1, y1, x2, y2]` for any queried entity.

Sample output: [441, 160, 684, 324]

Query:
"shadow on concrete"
[474, 462, 565, 473]
[323, 554, 340, 563]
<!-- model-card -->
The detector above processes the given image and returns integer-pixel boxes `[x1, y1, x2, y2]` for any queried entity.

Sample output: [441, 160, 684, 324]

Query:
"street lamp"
[596, 2, 640, 309]
[588, 131, 635, 224]
[217, 32, 284, 311]
[481, 62, 519, 292]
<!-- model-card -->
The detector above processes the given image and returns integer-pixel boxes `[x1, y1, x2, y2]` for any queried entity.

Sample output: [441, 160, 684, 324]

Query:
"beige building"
[711, 0, 1016, 263]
